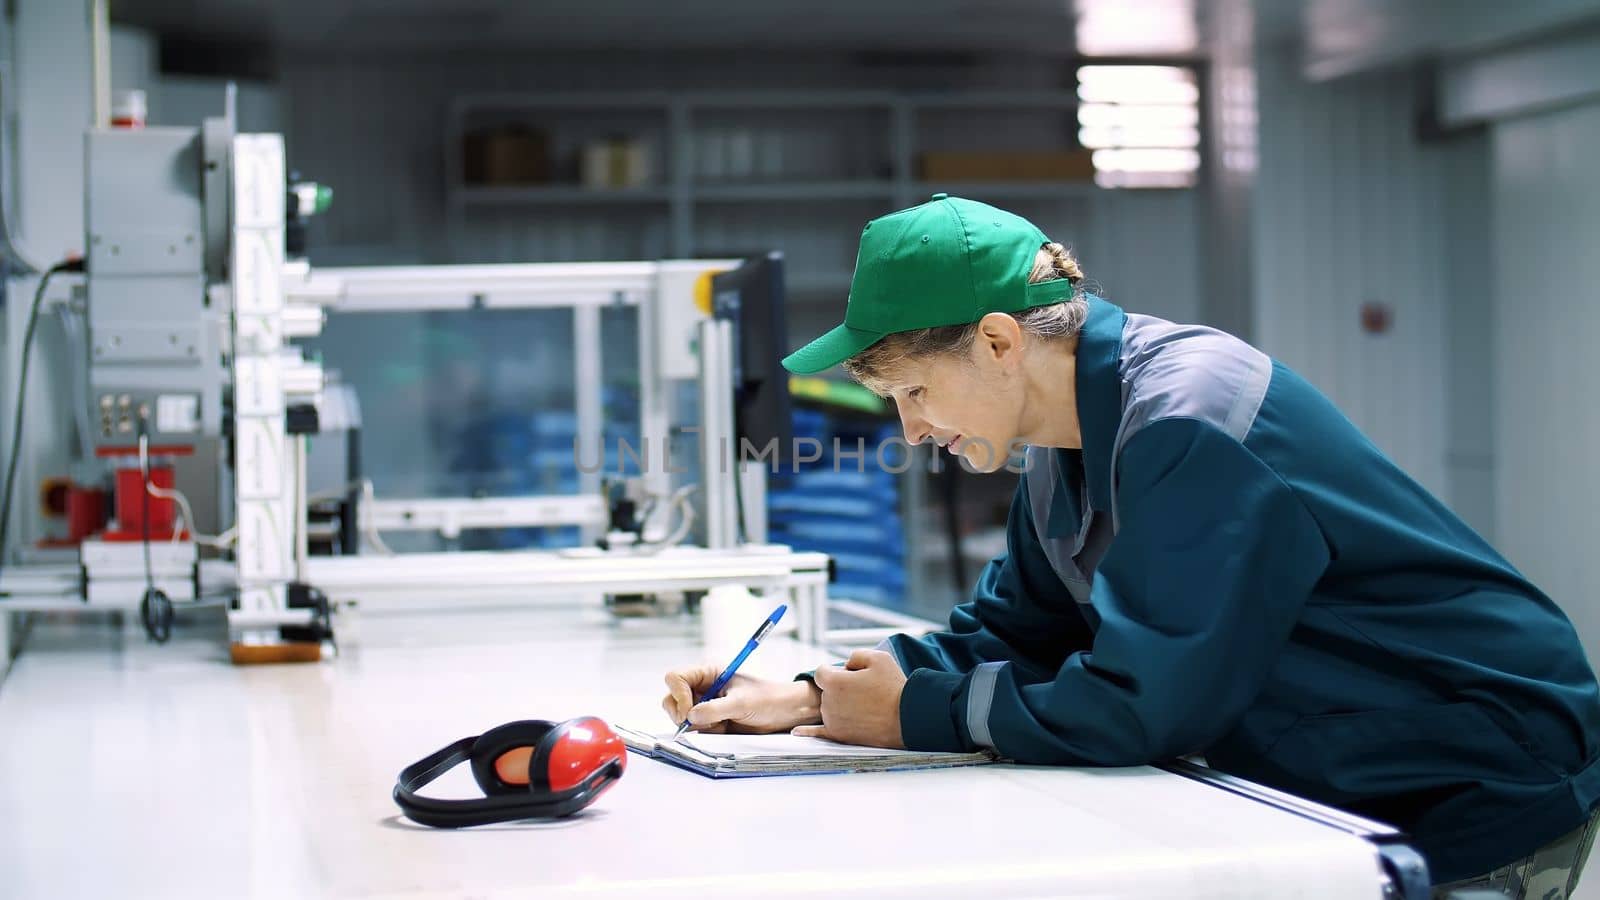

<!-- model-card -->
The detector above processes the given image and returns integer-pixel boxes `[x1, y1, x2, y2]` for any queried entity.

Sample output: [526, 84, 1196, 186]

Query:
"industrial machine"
[0, 97, 831, 657]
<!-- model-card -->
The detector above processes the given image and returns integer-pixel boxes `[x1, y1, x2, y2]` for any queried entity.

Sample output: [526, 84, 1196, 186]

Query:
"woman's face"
[885, 332, 1026, 473]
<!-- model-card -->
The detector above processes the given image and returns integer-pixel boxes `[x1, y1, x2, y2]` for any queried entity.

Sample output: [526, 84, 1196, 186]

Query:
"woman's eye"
[908, 388, 924, 400]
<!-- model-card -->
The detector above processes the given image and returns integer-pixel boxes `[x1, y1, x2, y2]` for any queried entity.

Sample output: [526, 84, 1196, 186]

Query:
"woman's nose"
[897, 406, 929, 446]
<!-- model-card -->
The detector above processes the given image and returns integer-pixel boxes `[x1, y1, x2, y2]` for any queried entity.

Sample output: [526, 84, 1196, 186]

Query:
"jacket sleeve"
[877, 470, 1095, 686]
[897, 417, 1331, 763]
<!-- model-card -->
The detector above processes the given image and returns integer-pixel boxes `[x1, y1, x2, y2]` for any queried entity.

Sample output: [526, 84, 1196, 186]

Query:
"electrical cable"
[143, 480, 235, 548]
[630, 483, 698, 555]
[136, 428, 173, 643]
[198, 525, 237, 550]
[138, 432, 156, 586]
[660, 484, 698, 548]
[0, 260, 84, 598]
[730, 454, 750, 544]
[144, 479, 191, 543]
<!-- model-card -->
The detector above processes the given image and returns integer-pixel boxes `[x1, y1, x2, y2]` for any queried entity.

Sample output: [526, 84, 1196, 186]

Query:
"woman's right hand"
[661, 664, 823, 734]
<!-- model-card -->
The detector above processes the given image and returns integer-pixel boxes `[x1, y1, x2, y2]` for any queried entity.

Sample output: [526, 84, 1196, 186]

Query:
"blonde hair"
[842, 243, 1088, 396]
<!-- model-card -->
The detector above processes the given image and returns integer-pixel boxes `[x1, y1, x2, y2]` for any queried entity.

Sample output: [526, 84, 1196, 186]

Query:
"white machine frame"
[270, 256, 831, 640]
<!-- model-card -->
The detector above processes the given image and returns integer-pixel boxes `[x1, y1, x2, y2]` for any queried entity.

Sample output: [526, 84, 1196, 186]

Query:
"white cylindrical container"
[111, 89, 146, 128]
[700, 583, 761, 656]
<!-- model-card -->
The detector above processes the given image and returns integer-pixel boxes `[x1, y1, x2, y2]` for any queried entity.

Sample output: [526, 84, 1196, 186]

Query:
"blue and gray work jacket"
[883, 296, 1600, 882]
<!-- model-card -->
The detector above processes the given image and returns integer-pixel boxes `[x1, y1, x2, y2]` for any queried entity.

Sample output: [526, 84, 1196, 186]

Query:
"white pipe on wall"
[90, 0, 109, 128]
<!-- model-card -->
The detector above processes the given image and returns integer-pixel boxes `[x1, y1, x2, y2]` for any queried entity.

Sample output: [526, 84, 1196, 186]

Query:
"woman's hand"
[792, 650, 907, 749]
[661, 664, 822, 734]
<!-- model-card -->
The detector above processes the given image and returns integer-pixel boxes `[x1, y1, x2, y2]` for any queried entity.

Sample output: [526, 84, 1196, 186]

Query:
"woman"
[661, 194, 1600, 896]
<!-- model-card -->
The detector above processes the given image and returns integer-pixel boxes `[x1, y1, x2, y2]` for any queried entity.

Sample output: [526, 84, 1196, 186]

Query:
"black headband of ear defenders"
[393, 727, 624, 828]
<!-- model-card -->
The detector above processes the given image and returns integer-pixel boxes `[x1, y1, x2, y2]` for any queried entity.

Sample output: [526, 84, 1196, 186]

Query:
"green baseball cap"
[781, 193, 1073, 375]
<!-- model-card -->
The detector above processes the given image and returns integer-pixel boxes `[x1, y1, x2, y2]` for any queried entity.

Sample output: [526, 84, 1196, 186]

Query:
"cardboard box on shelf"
[462, 128, 550, 185]
[580, 136, 655, 189]
[919, 150, 1095, 182]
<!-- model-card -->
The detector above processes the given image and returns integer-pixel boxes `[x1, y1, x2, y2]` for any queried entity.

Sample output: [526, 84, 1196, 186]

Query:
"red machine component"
[93, 445, 194, 542]
[108, 466, 177, 540]
[36, 479, 109, 548]
[67, 487, 108, 541]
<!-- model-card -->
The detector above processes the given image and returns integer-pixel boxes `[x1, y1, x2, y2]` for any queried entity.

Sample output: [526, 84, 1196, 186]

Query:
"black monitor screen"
[712, 253, 792, 466]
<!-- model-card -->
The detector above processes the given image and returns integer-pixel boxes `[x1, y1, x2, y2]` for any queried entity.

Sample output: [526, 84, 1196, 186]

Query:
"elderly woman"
[662, 194, 1600, 897]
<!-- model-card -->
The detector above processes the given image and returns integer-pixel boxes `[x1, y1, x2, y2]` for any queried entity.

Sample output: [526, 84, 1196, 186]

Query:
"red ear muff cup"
[394, 717, 625, 828]
[469, 720, 556, 795]
[539, 717, 627, 792]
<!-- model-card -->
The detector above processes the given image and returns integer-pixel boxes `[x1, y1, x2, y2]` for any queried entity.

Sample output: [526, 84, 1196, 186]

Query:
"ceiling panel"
[111, 0, 1215, 57]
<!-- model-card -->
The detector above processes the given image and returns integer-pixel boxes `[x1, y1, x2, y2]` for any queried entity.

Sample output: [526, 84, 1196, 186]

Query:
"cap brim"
[781, 322, 886, 375]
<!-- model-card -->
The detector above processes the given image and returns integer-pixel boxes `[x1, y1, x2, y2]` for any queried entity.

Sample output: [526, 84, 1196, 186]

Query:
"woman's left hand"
[791, 649, 908, 749]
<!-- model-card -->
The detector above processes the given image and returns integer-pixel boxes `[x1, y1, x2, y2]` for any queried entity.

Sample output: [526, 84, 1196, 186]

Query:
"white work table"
[0, 602, 1400, 899]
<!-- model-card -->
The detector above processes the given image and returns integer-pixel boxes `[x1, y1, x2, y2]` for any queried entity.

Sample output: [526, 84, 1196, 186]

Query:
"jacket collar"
[1044, 295, 1125, 537]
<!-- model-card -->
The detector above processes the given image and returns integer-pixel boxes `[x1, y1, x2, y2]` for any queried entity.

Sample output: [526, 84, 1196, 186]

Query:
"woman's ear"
[976, 312, 1023, 365]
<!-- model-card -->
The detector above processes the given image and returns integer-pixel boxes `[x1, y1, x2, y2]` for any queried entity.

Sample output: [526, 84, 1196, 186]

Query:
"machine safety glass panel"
[300, 304, 642, 552]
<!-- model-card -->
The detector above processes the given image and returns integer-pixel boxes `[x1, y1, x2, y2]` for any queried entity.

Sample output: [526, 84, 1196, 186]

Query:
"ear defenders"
[393, 717, 626, 828]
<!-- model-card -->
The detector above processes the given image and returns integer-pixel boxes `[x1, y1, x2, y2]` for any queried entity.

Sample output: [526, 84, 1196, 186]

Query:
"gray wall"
[1252, 46, 1492, 525]
[1490, 98, 1600, 652]
[1253, 36, 1600, 674]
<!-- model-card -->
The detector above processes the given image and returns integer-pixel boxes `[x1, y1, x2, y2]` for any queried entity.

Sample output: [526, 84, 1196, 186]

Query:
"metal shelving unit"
[442, 88, 1095, 263]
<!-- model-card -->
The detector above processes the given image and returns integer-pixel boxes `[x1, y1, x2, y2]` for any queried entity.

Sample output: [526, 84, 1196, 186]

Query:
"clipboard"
[614, 725, 997, 779]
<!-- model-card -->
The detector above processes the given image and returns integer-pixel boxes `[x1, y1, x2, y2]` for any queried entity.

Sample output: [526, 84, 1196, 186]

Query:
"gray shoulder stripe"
[1223, 354, 1273, 442]
[965, 661, 1005, 750]
[1115, 315, 1275, 448]
[1108, 316, 1276, 530]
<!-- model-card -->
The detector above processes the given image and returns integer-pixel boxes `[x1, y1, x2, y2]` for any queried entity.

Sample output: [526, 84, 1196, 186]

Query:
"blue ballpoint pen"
[675, 603, 788, 739]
